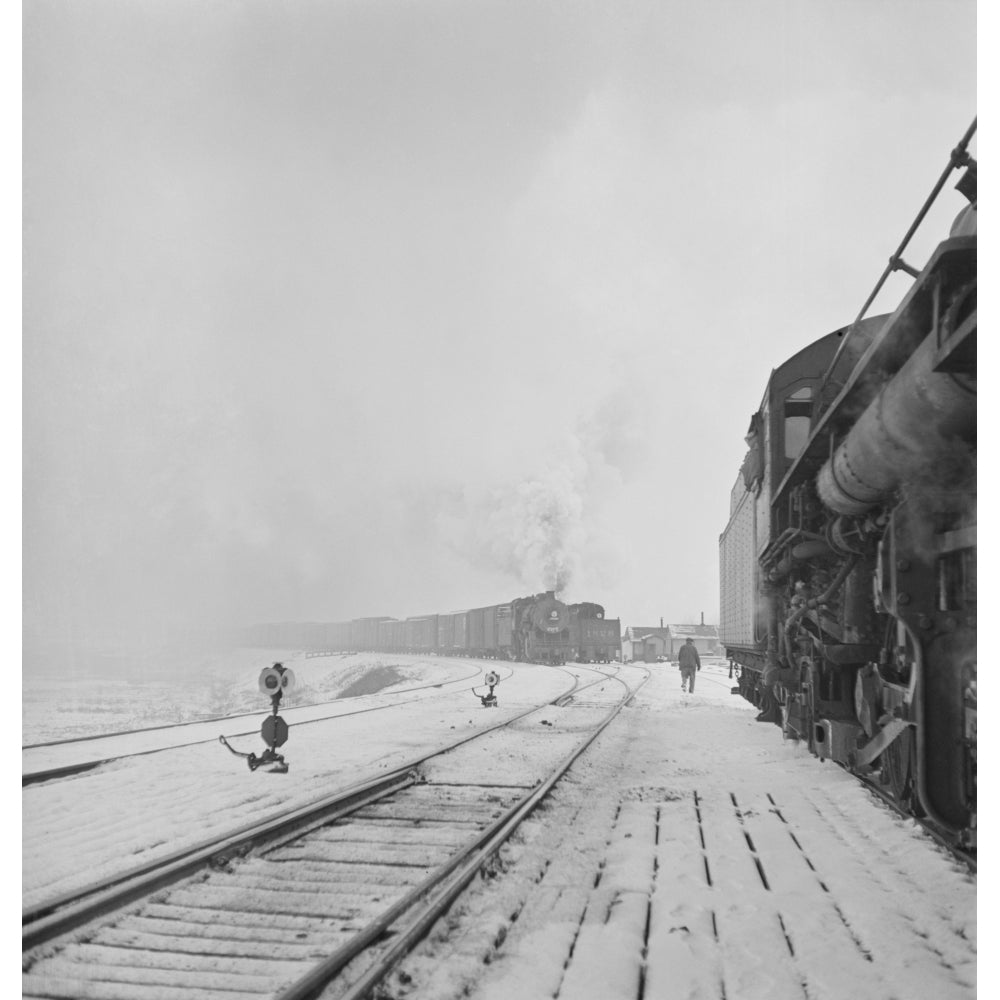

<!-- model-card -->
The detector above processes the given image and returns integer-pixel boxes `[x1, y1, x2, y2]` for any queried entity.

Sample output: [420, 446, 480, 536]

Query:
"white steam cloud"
[437, 386, 648, 602]
[480, 466, 586, 595]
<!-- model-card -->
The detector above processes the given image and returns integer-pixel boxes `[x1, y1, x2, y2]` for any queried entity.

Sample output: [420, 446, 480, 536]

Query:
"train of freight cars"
[719, 122, 976, 853]
[245, 592, 621, 665]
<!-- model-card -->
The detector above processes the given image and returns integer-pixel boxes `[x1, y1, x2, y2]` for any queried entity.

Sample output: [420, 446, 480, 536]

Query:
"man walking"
[678, 638, 701, 692]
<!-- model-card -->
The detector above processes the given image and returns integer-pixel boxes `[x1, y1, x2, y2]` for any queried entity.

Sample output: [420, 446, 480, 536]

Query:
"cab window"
[784, 387, 813, 459]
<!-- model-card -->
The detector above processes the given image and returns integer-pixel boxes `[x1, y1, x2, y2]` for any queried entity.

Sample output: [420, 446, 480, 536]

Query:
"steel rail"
[855, 771, 976, 873]
[554, 663, 624, 706]
[21, 760, 105, 785]
[23, 662, 490, 749]
[275, 671, 651, 1000]
[23, 678, 571, 948]
[21, 690, 444, 787]
[22, 665, 516, 786]
[21, 768, 418, 951]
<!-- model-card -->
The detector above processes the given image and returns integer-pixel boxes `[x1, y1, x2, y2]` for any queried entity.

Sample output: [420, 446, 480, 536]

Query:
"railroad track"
[859, 776, 976, 873]
[23, 681, 542, 933]
[23, 672, 647, 1000]
[22, 666, 576, 913]
[552, 662, 620, 706]
[22, 664, 507, 787]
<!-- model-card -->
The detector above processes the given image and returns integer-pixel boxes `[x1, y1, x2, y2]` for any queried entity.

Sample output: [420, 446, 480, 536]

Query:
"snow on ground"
[373, 659, 977, 1000]
[22, 649, 479, 745]
[22, 657, 978, 999]
[22, 654, 498, 773]
[22, 657, 578, 908]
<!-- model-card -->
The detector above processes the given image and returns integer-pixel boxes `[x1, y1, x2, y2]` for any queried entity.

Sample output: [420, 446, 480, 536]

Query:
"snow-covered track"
[553, 662, 624, 706]
[23, 666, 583, 917]
[22, 767, 419, 951]
[22, 760, 106, 785]
[859, 775, 976, 872]
[22, 664, 490, 753]
[23, 676, 647, 1000]
[23, 684, 545, 944]
[22, 666, 503, 788]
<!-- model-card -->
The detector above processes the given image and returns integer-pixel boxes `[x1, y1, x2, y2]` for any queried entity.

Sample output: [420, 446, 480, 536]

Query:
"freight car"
[256, 591, 620, 665]
[409, 592, 572, 664]
[719, 123, 976, 851]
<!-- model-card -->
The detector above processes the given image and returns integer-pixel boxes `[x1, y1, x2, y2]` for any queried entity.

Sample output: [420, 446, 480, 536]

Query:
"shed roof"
[624, 627, 671, 641]
[667, 624, 719, 638]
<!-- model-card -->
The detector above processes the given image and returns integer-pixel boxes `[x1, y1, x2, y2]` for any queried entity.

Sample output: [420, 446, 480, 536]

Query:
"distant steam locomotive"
[246, 592, 621, 665]
[719, 123, 976, 852]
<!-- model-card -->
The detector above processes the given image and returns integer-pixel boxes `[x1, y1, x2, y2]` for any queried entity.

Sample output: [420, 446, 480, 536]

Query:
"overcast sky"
[22, 0, 976, 658]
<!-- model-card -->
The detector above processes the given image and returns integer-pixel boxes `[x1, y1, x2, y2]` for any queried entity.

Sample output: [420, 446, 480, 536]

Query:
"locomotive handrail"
[821, 117, 976, 386]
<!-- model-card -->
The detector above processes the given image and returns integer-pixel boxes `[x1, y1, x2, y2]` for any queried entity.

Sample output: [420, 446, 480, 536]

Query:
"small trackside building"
[621, 626, 671, 663]
[663, 623, 719, 660]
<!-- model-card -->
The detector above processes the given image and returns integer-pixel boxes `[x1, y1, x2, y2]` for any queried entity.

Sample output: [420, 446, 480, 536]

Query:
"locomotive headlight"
[537, 599, 569, 633]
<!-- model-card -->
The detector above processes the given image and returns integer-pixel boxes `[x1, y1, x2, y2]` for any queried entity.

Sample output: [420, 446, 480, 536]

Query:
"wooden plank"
[91, 926, 336, 961]
[737, 789, 885, 997]
[557, 888, 646, 999]
[647, 796, 725, 1000]
[474, 886, 591, 1000]
[307, 823, 468, 848]
[23, 974, 263, 1000]
[601, 800, 657, 892]
[103, 913, 346, 947]
[164, 883, 376, 919]
[763, 789, 977, 998]
[34, 941, 304, 976]
[269, 840, 449, 867]
[24, 950, 299, 992]
[141, 901, 348, 931]
[238, 859, 422, 886]
[698, 790, 806, 1000]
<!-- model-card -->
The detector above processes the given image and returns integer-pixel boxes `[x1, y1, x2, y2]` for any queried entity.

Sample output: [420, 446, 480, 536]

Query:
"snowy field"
[22, 647, 478, 745]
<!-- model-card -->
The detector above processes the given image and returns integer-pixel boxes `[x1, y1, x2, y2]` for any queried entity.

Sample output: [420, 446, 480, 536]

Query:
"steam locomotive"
[245, 592, 621, 665]
[719, 123, 976, 852]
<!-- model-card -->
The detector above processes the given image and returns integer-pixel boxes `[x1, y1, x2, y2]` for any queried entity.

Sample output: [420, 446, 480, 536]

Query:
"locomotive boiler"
[511, 591, 571, 664]
[719, 122, 976, 851]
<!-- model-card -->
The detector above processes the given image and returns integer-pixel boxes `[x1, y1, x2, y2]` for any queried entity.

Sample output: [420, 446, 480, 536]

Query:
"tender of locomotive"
[719, 124, 976, 851]
[568, 603, 621, 663]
